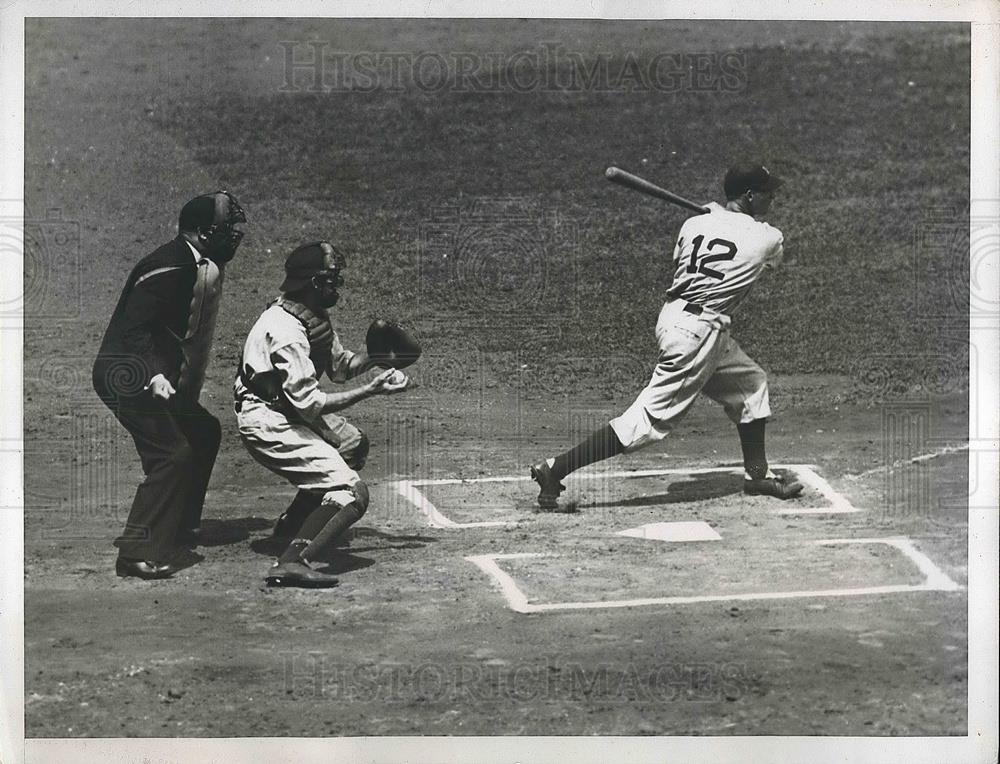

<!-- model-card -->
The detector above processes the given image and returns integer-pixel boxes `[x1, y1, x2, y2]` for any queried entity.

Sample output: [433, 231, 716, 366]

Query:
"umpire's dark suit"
[93, 235, 223, 562]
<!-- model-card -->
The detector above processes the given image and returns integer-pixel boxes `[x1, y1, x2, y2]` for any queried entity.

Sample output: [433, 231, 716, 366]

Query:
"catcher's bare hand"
[367, 368, 409, 396]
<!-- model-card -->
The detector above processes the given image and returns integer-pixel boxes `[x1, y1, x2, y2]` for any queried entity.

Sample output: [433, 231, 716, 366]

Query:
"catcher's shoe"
[265, 560, 339, 589]
[743, 473, 804, 500]
[530, 460, 566, 509]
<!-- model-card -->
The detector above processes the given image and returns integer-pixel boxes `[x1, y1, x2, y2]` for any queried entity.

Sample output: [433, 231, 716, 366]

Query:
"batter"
[531, 162, 803, 508]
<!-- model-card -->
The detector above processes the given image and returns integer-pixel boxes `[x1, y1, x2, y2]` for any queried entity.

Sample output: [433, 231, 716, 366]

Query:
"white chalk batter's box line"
[464, 537, 963, 614]
[392, 463, 857, 529]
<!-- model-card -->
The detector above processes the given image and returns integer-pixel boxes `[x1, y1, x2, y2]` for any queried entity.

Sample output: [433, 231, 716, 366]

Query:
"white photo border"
[1, 2, 996, 763]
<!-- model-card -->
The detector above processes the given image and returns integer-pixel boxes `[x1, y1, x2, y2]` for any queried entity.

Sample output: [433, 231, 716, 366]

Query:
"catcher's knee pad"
[343, 430, 370, 471]
[351, 480, 370, 517]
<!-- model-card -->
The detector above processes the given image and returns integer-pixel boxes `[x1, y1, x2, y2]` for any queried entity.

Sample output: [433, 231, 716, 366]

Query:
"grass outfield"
[141, 21, 971, 402]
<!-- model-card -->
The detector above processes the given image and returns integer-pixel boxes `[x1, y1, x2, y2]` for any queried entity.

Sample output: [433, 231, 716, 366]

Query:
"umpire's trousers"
[96, 384, 221, 561]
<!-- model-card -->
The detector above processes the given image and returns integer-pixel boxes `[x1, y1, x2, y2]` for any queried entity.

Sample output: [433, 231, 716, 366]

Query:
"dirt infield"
[24, 386, 969, 737]
[21, 18, 971, 739]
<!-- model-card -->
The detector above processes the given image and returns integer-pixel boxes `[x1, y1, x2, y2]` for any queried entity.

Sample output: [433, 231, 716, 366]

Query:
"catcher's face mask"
[200, 191, 247, 263]
[311, 244, 346, 307]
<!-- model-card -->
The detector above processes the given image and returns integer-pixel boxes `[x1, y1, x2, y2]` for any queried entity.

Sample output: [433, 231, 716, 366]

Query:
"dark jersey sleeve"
[118, 266, 186, 381]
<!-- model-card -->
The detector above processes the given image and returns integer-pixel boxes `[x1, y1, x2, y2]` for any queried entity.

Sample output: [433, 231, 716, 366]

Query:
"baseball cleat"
[264, 560, 340, 588]
[530, 460, 566, 509]
[743, 474, 804, 500]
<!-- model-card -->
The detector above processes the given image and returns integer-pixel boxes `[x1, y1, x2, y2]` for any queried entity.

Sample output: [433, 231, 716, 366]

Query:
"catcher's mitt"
[366, 319, 422, 369]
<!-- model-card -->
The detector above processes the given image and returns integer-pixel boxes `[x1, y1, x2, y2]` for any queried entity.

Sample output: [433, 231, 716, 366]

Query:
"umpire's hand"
[146, 374, 177, 401]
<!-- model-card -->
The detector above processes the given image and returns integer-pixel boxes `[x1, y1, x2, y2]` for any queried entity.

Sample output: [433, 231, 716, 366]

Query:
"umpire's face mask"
[202, 223, 245, 263]
[201, 192, 248, 263]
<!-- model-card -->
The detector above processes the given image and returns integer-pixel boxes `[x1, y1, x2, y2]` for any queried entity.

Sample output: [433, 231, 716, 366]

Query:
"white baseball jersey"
[235, 305, 361, 501]
[234, 305, 355, 424]
[666, 202, 784, 315]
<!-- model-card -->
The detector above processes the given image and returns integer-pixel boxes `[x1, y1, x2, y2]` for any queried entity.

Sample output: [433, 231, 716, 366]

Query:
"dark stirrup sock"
[285, 490, 323, 524]
[302, 503, 364, 560]
[276, 502, 340, 564]
[278, 539, 309, 564]
[737, 418, 769, 480]
[551, 423, 626, 482]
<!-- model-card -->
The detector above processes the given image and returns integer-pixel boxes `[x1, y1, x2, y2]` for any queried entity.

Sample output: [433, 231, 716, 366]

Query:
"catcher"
[234, 241, 420, 588]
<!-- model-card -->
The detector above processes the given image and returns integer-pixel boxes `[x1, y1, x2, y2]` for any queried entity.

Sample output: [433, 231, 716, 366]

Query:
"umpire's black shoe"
[115, 557, 178, 580]
[265, 561, 340, 589]
[743, 474, 804, 500]
[530, 460, 566, 509]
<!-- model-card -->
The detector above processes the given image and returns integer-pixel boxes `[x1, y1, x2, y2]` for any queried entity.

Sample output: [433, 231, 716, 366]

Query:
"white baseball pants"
[610, 300, 771, 451]
[236, 401, 360, 507]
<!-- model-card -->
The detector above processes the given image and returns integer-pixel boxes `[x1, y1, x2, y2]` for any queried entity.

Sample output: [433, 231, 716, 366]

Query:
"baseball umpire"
[93, 191, 247, 579]
[531, 162, 803, 508]
[234, 242, 414, 588]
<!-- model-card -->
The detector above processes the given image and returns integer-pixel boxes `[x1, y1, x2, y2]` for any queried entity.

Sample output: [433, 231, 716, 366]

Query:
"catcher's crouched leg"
[316, 414, 370, 471]
[286, 481, 369, 558]
[268, 482, 370, 588]
[272, 490, 324, 539]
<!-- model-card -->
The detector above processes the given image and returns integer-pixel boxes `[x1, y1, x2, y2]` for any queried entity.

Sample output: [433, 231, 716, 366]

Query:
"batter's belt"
[664, 298, 731, 331]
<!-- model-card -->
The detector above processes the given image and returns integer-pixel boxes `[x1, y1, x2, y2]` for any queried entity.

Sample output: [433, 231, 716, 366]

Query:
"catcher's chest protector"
[274, 297, 334, 371]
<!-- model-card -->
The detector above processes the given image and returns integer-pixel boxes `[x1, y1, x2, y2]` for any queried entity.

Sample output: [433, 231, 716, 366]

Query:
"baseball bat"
[605, 166, 709, 215]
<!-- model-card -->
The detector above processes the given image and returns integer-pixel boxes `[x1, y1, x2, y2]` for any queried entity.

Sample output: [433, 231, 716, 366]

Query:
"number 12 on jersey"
[685, 235, 738, 280]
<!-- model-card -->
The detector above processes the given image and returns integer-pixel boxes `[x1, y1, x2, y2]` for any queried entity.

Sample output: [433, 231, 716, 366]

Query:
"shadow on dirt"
[248, 527, 438, 559]
[579, 470, 741, 508]
[196, 517, 274, 547]
[313, 553, 377, 574]
[346, 527, 439, 553]
[170, 549, 206, 571]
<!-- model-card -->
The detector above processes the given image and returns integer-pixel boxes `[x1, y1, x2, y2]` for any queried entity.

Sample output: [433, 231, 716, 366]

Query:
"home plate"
[616, 521, 722, 542]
